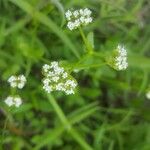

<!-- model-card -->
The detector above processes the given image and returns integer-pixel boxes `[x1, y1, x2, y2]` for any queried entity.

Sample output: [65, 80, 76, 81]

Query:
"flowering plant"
[1, 1, 149, 150]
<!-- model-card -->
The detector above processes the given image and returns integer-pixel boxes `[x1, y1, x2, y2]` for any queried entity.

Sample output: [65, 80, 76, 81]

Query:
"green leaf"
[16, 35, 44, 61]
[9, 0, 80, 59]
[33, 102, 98, 149]
[51, 0, 65, 27]
[129, 53, 150, 69]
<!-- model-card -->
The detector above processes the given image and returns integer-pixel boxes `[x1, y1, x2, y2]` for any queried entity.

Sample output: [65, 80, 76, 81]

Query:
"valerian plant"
[1, 0, 150, 149]
[3, 6, 130, 149]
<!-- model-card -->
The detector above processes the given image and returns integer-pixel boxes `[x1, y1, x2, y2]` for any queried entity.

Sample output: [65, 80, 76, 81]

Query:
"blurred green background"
[0, 0, 150, 150]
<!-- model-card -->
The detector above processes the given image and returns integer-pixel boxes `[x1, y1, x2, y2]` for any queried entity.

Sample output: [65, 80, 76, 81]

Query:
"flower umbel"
[8, 75, 26, 89]
[65, 8, 93, 30]
[42, 62, 77, 95]
[114, 44, 128, 70]
[4, 96, 22, 107]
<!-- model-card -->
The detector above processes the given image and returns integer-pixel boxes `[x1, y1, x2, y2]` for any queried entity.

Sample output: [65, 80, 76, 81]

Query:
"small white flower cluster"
[8, 75, 26, 89]
[114, 45, 128, 70]
[4, 96, 22, 107]
[42, 62, 77, 95]
[5, 74, 26, 107]
[65, 8, 93, 30]
[146, 90, 150, 99]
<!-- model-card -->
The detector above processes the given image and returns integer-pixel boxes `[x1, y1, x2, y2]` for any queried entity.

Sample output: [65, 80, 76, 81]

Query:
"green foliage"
[0, 0, 150, 150]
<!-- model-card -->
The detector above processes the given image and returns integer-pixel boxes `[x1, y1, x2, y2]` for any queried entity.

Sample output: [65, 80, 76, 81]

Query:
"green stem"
[79, 27, 93, 54]
[92, 52, 106, 61]
[47, 94, 93, 150]
[47, 94, 70, 129]
[73, 63, 106, 70]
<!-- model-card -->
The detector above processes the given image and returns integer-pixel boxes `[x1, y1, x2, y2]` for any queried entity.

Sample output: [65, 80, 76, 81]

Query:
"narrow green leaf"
[9, 0, 80, 59]
[34, 100, 98, 149]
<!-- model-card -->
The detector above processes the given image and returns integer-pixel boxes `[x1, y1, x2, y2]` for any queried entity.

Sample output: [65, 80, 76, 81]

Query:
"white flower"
[114, 44, 128, 70]
[65, 10, 72, 20]
[66, 89, 74, 95]
[51, 61, 59, 68]
[67, 22, 75, 30]
[4, 96, 22, 107]
[8, 74, 26, 89]
[42, 62, 77, 95]
[65, 80, 77, 88]
[83, 8, 92, 16]
[52, 76, 60, 82]
[56, 83, 64, 91]
[4, 96, 14, 107]
[65, 8, 93, 30]
[73, 10, 79, 17]
[62, 72, 68, 79]
[43, 64, 50, 73]
[146, 90, 150, 99]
